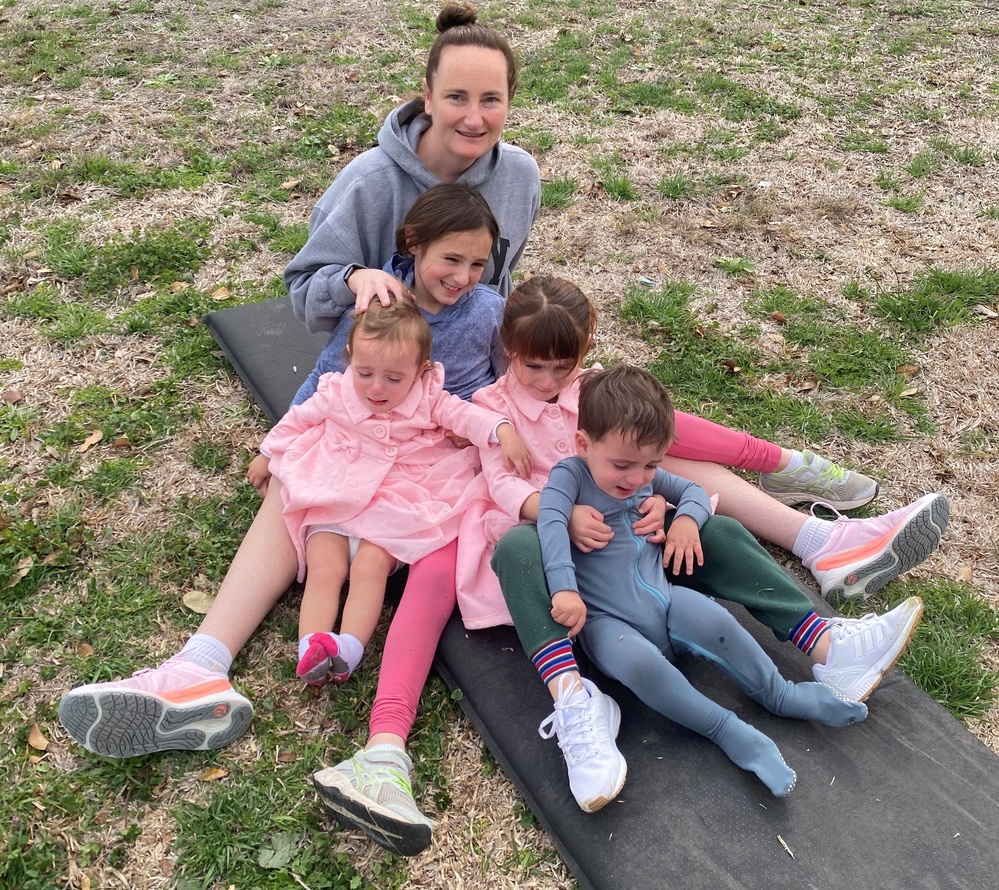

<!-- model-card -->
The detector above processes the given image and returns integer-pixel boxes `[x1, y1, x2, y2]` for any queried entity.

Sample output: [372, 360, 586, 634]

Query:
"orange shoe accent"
[161, 678, 233, 705]
[812, 528, 896, 571]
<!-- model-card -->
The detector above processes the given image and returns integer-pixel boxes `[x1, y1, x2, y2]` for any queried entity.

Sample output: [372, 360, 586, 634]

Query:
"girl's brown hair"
[395, 183, 499, 255]
[426, 3, 518, 98]
[500, 276, 597, 363]
[347, 299, 433, 367]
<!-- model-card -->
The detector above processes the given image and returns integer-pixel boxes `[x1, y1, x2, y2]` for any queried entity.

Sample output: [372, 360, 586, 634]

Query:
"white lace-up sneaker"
[760, 450, 879, 509]
[813, 597, 924, 701]
[538, 677, 627, 813]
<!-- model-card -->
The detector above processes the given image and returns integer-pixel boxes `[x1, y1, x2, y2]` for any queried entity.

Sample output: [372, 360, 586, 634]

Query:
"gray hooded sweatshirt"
[284, 99, 541, 333]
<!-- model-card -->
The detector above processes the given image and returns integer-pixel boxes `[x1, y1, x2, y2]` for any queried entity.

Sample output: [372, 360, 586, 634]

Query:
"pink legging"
[368, 539, 458, 740]
[669, 410, 781, 472]
[366, 412, 780, 740]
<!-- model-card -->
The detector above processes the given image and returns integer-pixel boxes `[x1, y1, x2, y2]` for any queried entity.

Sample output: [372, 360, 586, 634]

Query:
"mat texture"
[207, 297, 999, 890]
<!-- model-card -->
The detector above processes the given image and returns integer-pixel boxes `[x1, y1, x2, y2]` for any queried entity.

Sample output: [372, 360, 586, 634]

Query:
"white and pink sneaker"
[805, 493, 949, 602]
[59, 654, 253, 757]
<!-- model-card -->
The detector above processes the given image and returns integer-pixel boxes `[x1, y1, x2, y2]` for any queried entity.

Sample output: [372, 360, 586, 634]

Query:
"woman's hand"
[346, 268, 412, 312]
[551, 590, 587, 637]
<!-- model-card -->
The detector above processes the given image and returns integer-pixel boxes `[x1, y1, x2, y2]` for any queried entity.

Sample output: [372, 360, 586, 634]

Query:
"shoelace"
[538, 678, 599, 766]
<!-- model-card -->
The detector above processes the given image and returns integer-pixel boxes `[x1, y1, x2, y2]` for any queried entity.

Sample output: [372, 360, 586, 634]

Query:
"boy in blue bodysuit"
[537, 366, 869, 797]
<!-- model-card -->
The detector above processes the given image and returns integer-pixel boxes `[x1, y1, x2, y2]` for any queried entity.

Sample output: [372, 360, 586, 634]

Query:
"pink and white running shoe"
[804, 493, 949, 602]
[59, 654, 253, 757]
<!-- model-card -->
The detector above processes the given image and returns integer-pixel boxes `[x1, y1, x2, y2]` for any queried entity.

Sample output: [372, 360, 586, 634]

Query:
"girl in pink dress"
[262, 298, 528, 686]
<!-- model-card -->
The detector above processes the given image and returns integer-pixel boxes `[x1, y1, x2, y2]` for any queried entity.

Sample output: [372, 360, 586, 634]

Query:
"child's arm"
[538, 460, 589, 636]
[494, 422, 532, 479]
[435, 386, 531, 478]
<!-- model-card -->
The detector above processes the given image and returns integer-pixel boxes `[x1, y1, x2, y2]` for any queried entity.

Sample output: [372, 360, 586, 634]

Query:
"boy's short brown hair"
[577, 366, 675, 450]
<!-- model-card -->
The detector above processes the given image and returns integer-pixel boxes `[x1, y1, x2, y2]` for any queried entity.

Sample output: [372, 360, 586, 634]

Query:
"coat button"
[556, 441, 569, 453]
[373, 425, 387, 437]
[385, 446, 398, 457]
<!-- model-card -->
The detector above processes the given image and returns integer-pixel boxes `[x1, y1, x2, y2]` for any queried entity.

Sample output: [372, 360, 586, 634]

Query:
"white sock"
[792, 516, 833, 560]
[783, 450, 806, 474]
[180, 634, 233, 675]
[338, 633, 365, 673]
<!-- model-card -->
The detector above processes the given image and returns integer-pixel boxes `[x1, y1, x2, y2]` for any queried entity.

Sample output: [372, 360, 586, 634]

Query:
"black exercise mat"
[206, 296, 999, 890]
[205, 297, 329, 424]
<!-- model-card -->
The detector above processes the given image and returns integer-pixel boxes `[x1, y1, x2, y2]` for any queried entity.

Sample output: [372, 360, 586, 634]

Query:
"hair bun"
[436, 2, 478, 32]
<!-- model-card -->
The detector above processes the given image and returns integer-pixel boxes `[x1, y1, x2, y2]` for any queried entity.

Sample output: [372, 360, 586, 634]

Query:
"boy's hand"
[551, 590, 587, 637]
[246, 453, 271, 497]
[496, 423, 532, 479]
[568, 505, 613, 552]
[634, 493, 668, 544]
[347, 268, 412, 312]
[662, 515, 704, 576]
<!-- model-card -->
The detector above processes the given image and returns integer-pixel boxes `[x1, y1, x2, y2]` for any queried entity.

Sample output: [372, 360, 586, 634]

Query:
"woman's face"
[423, 45, 511, 169]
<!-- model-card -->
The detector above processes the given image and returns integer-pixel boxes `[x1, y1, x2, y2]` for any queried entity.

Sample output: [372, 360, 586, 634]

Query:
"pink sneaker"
[296, 633, 351, 686]
[58, 654, 253, 757]
[804, 493, 949, 602]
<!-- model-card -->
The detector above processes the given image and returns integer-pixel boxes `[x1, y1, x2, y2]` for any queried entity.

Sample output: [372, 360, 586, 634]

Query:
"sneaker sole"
[854, 599, 925, 702]
[759, 481, 879, 511]
[822, 496, 949, 603]
[58, 688, 253, 757]
[577, 695, 628, 814]
[314, 771, 432, 856]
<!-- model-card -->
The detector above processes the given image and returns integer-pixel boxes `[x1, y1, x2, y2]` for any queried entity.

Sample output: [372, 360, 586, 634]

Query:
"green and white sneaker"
[313, 745, 433, 856]
[759, 450, 878, 510]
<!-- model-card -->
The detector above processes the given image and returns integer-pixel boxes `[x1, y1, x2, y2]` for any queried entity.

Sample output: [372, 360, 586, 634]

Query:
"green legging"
[491, 514, 815, 659]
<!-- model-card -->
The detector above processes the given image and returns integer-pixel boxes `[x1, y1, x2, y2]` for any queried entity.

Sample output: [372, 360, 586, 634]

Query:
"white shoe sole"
[576, 694, 628, 814]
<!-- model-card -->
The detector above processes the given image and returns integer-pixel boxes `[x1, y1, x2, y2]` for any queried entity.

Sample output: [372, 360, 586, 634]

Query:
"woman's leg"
[659, 455, 948, 601]
[58, 480, 298, 757]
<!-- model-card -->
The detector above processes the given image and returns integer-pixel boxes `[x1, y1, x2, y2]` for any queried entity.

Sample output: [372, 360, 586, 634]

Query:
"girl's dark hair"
[426, 3, 518, 98]
[347, 298, 433, 367]
[396, 183, 499, 255]
[500, 276, 597, 362]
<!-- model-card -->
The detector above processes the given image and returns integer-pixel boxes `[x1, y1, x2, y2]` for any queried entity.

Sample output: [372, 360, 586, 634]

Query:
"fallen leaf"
[183, 590, 216, 614]
[973, 304, 998, 318]
[130, 265, 139, 282]
[170, 281, 189, 293]
[211, 285, 232, 301]
[956, 566, 974, 583]
[770, 311, 788, 324]
[258, 831, 297, 869]
[112, 436, 132, 448]
[2, 389, 24, 404]
[81, 876, 91, 890]
[28, 723, 50, 752]
[198, 766, 229, 782]
[896, 363, 920, 377]
[280, 179, 301, 190]
[6, 556, 33, 588]
[277, 751, 298, 763]
[77, 430, 103, 453]
[796, 378, 819, 393]
[899, 386, 919, 398]
[73, 641, 95, 657]
[722, 359, 741, 374]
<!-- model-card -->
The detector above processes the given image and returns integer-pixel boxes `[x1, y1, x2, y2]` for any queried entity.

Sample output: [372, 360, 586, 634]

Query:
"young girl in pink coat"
[261, 298, 528, 686]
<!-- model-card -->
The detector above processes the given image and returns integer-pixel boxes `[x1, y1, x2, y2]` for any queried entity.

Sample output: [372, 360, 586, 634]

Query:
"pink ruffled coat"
[455, 370, 584, 629]
[262, 363, 505, 580]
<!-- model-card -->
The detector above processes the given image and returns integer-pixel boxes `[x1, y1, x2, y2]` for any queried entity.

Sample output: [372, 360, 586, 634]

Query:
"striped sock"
[532, 637, 578, 685]
[789, 612, 829, 656]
